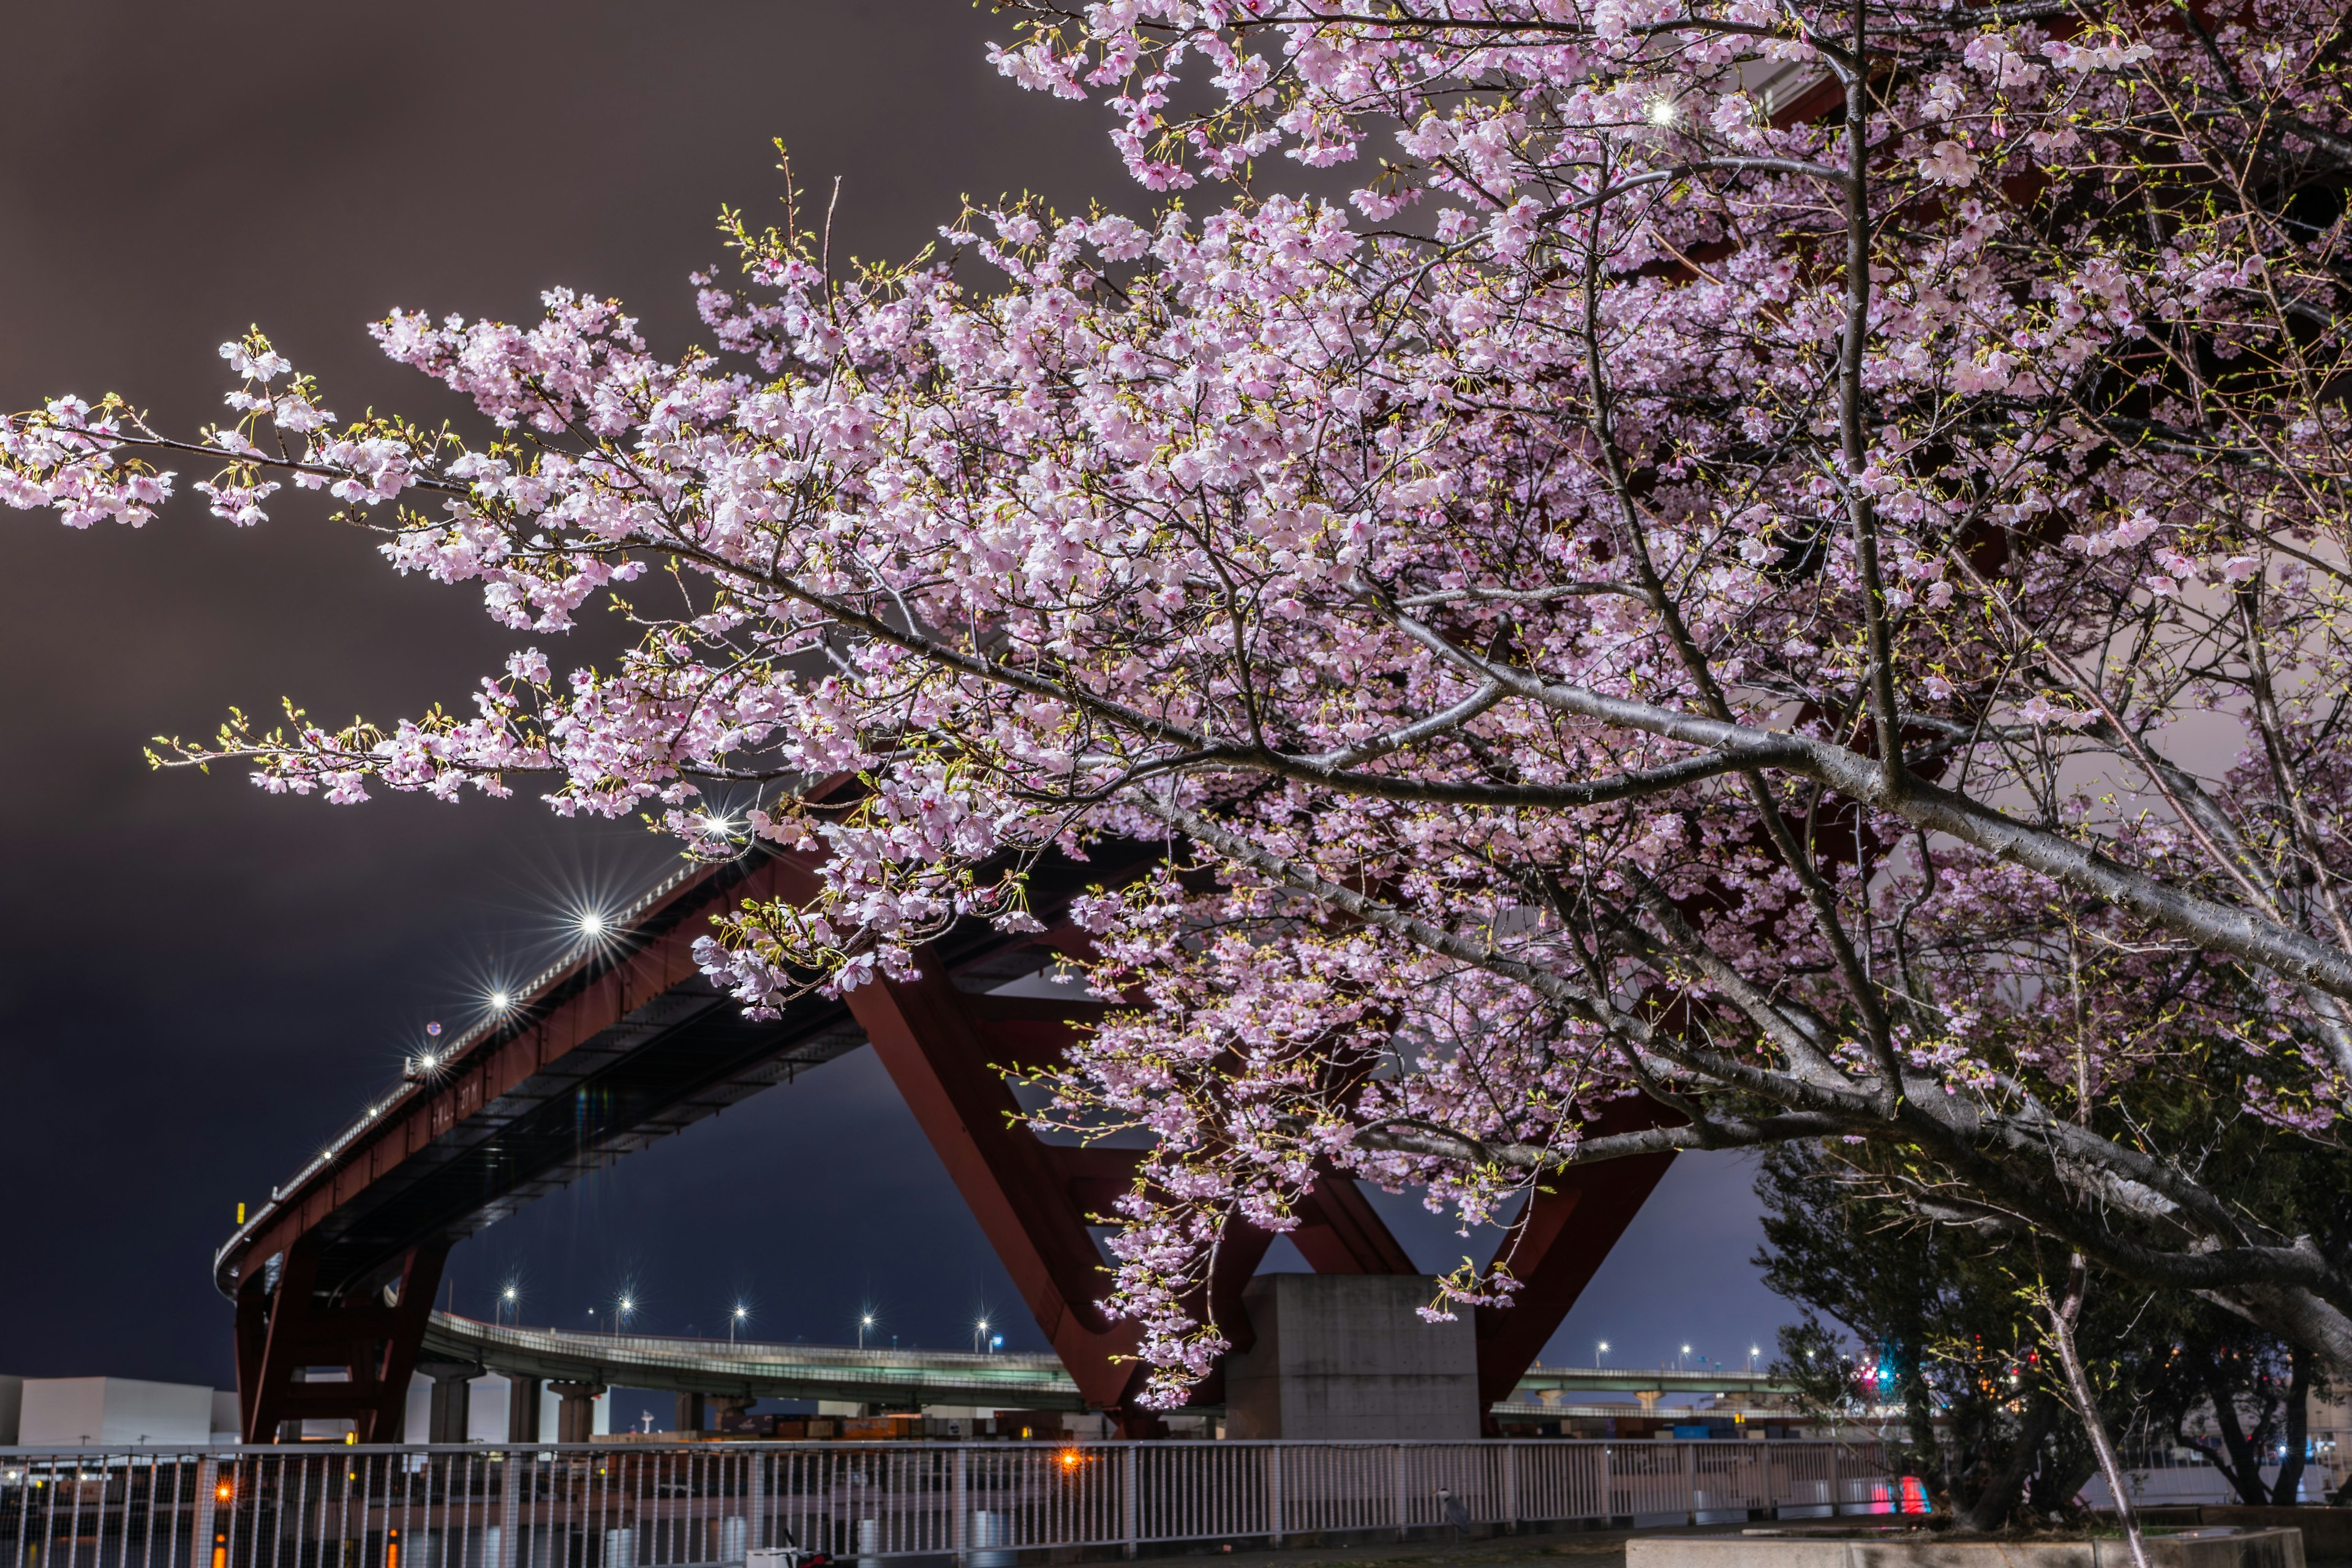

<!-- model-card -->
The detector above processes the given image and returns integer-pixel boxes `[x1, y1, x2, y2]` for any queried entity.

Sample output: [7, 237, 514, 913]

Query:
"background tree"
[1762, 1140, 2130, 1529]
[2151, 1311, 2314, 1507]
[1762, 1060, 2352, 1521]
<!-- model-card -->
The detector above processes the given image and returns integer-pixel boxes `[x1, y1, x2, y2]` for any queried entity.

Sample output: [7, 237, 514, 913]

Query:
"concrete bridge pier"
[1224, 1275, 1479, 1440]
[420, 1362, 480, 1444]
[549, 1382, 605, 1444]
[507, 1376, 543, 1442]
[673, 1392, 704, 1433]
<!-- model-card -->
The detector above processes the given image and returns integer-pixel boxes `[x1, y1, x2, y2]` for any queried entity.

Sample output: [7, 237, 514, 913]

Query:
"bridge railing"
[0, 1439, 1908, 1568]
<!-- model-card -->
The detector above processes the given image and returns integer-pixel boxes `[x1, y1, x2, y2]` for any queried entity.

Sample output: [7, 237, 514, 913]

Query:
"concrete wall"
[18, 1378, 215, 1447]
[1224, 1273, 1479, 1440]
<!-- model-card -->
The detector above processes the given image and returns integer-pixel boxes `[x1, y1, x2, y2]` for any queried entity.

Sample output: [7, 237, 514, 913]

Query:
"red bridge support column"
[237, 1240, 445, 1443]
[851, 948, 1419, 1427]
[846, 954, 1155, 1416]
[1473, 1101, 1682, 1427]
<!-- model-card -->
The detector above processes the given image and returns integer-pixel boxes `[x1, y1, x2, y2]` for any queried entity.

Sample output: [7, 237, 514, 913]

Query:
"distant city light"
[579, 911, 608, 938]
[1648, 97, 1677, 126]
[489, 990, 513, 1011]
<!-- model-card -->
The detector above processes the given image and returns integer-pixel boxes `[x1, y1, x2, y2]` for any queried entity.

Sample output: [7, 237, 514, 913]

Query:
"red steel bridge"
[213, 840, 1675, 1444]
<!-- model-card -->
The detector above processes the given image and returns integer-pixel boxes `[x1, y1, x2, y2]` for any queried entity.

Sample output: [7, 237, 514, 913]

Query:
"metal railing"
[0, 1439, 1905, 1568]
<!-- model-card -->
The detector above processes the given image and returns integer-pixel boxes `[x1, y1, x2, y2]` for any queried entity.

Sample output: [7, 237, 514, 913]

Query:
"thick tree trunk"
[2205, 1284, 2352, 1384]
[2271, 1349, 2312, 1505]
[2198, 1366, 2275, 1506]
[1955, 1389, 2062, 1533]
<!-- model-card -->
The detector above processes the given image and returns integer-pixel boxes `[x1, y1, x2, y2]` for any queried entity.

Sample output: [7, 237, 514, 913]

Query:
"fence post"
[1683, 1442, 1698, 1526]
[951, 1447, 967, 1562]
[497, 1447, 522, 1568]
[193, 1457, 222, 1568]
[1393, 1444, 1409, 1542]
[1500, 1441, 1518, 1534]
[1120, 1446, 1138, 1560]
[745, 1449, 766, 1559]
[1599, 1443, 1613, 1527]
[1266, 1447, 1284, 1548]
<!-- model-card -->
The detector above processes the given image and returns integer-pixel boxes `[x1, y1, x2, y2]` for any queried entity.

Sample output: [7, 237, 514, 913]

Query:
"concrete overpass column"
[277, 1368, 306, 1444]
[549, 1382, 605, 1445]
[507, 1377, 543, 1443]
[674, 1392, 706, 1434]
[420, 1362, 478, 1444]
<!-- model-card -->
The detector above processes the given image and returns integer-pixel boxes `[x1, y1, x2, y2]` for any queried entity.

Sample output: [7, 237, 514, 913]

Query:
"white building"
[1, 1372, 606, 1446]
[1, 1378, 227, 1447]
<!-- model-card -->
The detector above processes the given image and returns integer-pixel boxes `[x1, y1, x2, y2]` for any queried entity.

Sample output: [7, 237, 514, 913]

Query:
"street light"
[859, 1314, 875, 1351]
[974, 1318, 990, 1354]
[1749, 1344, 1762, 1373]
[500, 1284, 519, 1328]
[1597, 1341, 1610, 1367]
[616, 1295, 636, 1340]
[731, 1305, 748, 1345]
[1681, 1343, 1692, 1370]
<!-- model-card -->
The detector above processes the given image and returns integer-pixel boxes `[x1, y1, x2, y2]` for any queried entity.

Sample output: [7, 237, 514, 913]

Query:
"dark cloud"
[0, 1, 1787, 1389]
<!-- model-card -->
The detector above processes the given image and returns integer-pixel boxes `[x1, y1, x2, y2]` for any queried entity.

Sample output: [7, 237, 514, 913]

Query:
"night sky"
[0, 2, 1792, 1397]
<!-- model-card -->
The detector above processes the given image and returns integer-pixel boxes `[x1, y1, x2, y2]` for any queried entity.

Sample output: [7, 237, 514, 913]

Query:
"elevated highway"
[216, 837, 1680, 1442]
[421, 1312, 1088, 1411]
[423, 1313, 1803, 1415]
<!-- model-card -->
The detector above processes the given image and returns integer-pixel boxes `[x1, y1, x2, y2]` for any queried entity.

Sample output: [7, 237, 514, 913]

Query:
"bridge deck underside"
[296, 976, 867, 1299]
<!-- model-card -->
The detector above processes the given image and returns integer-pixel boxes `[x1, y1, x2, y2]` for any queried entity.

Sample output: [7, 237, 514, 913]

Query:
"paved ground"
[1147, 1528, 1724, 1568]
[1140, 1529, 2352, 1568]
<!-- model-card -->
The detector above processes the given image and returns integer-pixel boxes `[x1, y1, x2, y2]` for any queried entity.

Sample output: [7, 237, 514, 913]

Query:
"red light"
[1058, 1449, 1081, 1471]
[216, 1483, 234, 1503]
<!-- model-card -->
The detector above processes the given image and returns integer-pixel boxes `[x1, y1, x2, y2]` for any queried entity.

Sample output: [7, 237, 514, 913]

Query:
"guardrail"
[0, 1439, 1909, 1568]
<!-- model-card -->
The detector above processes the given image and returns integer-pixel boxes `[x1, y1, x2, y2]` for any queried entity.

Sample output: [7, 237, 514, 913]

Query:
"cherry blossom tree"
[7, 0, 2352, 1418]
